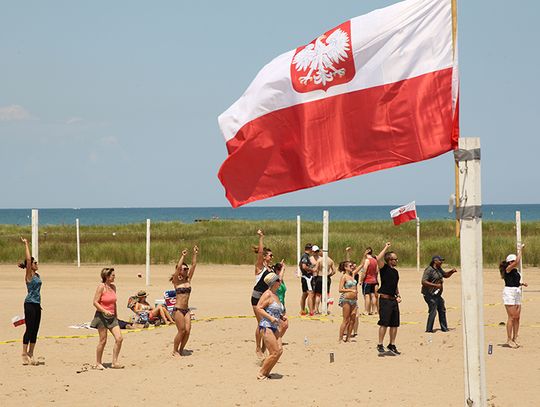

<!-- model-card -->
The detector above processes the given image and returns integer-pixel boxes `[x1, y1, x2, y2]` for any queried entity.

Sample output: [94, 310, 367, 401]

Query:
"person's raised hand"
[257, 229, 264, 237]
[193, 245, 199, 254]
[181, 249, 188, 256]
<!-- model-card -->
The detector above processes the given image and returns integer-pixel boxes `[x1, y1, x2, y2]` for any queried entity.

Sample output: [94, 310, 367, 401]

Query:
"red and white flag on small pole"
[390, 201, 417, 226]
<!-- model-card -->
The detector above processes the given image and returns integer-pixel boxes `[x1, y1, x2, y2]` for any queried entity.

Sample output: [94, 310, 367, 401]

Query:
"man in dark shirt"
[376, 242, 402, 356]
[299, 243, 316, 315]
[421, 255, 457, 333]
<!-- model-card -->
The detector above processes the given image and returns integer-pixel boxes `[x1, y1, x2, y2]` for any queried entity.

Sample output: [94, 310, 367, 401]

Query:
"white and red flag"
[390, 201, 418, 225]
[218, 0, 459, 208]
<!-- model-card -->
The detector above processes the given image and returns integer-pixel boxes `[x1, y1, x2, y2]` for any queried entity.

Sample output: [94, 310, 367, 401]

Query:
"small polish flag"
[12, 315, 25, 327]
[390, 201, 417, 226]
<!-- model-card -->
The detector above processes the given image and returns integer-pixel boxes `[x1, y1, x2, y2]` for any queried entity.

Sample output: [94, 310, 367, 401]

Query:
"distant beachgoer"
[251, 230, 274, 358]
[421, 255, 458, 333]
[90, 267, 124, 369]
[273, 261, 289, 337]
[376, 242, 402, 356]
[133, 290, 175, 325]
[299, 243, 316, 315]
[19, 237, 42, 366]
[500, 244, 528, 348]
[338, 261, 358, 343]
[256, 272, 286, 380]
[170, 246, 198, 357]
[312, 246, 336, 314]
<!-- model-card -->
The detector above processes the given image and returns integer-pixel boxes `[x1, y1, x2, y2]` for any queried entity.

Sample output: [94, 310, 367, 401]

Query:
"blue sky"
[1, 0, 538, 208]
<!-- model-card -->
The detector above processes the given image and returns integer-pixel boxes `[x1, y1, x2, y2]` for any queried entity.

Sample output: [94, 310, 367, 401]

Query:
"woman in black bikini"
[170, 245, 198, 357]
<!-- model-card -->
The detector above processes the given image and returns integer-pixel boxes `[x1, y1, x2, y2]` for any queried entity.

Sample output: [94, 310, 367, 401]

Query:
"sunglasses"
[390, 258, 398, 261]
[182, 267, 189, 271]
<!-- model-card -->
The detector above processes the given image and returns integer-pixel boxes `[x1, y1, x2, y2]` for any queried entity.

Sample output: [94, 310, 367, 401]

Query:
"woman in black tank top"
[252, 230, 274, 359]
[499, 245, 527, 348]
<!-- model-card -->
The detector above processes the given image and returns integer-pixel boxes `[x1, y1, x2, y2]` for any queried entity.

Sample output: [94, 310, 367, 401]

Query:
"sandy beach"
[1, 263, 539, 406]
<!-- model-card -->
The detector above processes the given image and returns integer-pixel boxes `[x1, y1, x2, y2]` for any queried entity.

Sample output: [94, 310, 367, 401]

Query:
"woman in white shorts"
[500, 245, 528, 348]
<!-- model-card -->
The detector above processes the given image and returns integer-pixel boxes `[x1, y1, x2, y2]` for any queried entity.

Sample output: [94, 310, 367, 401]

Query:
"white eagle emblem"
[292, 28, 351, 87]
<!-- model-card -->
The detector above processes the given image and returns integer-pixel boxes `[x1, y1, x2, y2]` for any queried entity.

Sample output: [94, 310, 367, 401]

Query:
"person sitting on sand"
[90, 267, 124, 369]
[133, 290, 175, 325]
[256, 272, 287, 380]
[170, 246, 198, 357]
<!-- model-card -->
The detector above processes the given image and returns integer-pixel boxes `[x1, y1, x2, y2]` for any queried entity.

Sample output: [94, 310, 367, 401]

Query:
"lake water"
[0, 204, 538, 225]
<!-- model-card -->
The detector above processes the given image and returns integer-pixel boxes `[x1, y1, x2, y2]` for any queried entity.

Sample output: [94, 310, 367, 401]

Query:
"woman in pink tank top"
[359, 248, 380, 315]
[90, 267, 124, 370]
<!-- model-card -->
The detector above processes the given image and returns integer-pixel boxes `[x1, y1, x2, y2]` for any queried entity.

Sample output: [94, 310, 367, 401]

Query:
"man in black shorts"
[376, 242, 402, 356]
[299, 243, 315, 315]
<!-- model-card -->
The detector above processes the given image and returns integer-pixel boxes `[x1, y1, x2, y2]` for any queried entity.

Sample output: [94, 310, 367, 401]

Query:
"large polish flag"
[390, 201, 418, 225]
[218, 0, 459, 208]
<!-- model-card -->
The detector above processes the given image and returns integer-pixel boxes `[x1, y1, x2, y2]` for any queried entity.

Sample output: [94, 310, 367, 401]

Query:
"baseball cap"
[312, 245, 320, 252]
[431, 255, 445, 262]
[506, 254, 517, 263]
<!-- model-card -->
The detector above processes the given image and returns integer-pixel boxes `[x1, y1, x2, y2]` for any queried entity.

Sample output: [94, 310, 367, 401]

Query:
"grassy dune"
[0, 220, 538, 267]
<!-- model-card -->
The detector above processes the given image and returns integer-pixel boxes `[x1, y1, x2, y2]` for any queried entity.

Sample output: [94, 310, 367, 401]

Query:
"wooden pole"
[296, 215, 301, 277]
[456, 138, 487, 406]
[516, 211, 523, 298]
[452, 0, 460, 238]
[322, 210, 329, 315]
[146, 219, 151, 286]
[31, 209, 39, 262]
[76, 218, 81, 268]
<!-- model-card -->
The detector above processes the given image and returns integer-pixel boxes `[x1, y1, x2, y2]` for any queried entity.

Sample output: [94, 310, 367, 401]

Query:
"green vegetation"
[1, 220, 538, 267]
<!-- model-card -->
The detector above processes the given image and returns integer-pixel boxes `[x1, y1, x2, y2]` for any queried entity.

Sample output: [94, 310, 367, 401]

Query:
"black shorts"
[314, 276, 323, 294]
[377, 297, 400, 327]
[301, 275, 313, 292]
[362, 283, 377, 295]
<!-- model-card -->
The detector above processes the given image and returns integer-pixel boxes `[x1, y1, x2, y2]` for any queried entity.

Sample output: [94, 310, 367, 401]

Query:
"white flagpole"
[146, 219, 151, 286]
[31, 209, 39, 262]
[296, 215, 301, 277]
[516, 211, 523, 297]
[416, 217, 420, 274]
[76, 218, 81, 268]
[322, 210, 329, 315]
[456, 138, 487, 406]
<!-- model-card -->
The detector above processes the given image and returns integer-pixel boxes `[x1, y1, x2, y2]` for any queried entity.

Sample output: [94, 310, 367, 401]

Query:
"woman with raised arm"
[170, 246, 198, 357]
[251, 229, 274, 358]
[500, 244, 528, 348]
[90, 267, 124, 369]
[256, 272, 287, 380]
[19, 237, 42, 366]
[338, 261, 358, 343]
[360, 247, 380, 315]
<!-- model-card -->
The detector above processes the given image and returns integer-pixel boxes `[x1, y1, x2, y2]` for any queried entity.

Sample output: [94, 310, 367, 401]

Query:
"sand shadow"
[267, 373, 283, 380]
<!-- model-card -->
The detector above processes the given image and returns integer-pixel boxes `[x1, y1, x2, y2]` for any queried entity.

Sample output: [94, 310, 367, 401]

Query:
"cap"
[263, 272, 280, 286]
[305, 243, 313, 250]
[506, 254, 517, 263]
[431, 255, 445, 262]
[312, 245, 320, 252]
[137, 290, 147, 297]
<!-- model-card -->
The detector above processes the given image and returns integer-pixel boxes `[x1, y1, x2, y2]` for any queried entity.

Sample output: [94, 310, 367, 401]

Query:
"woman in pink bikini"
[90, 267, 124, 369]
[170, 246, 198, 357]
